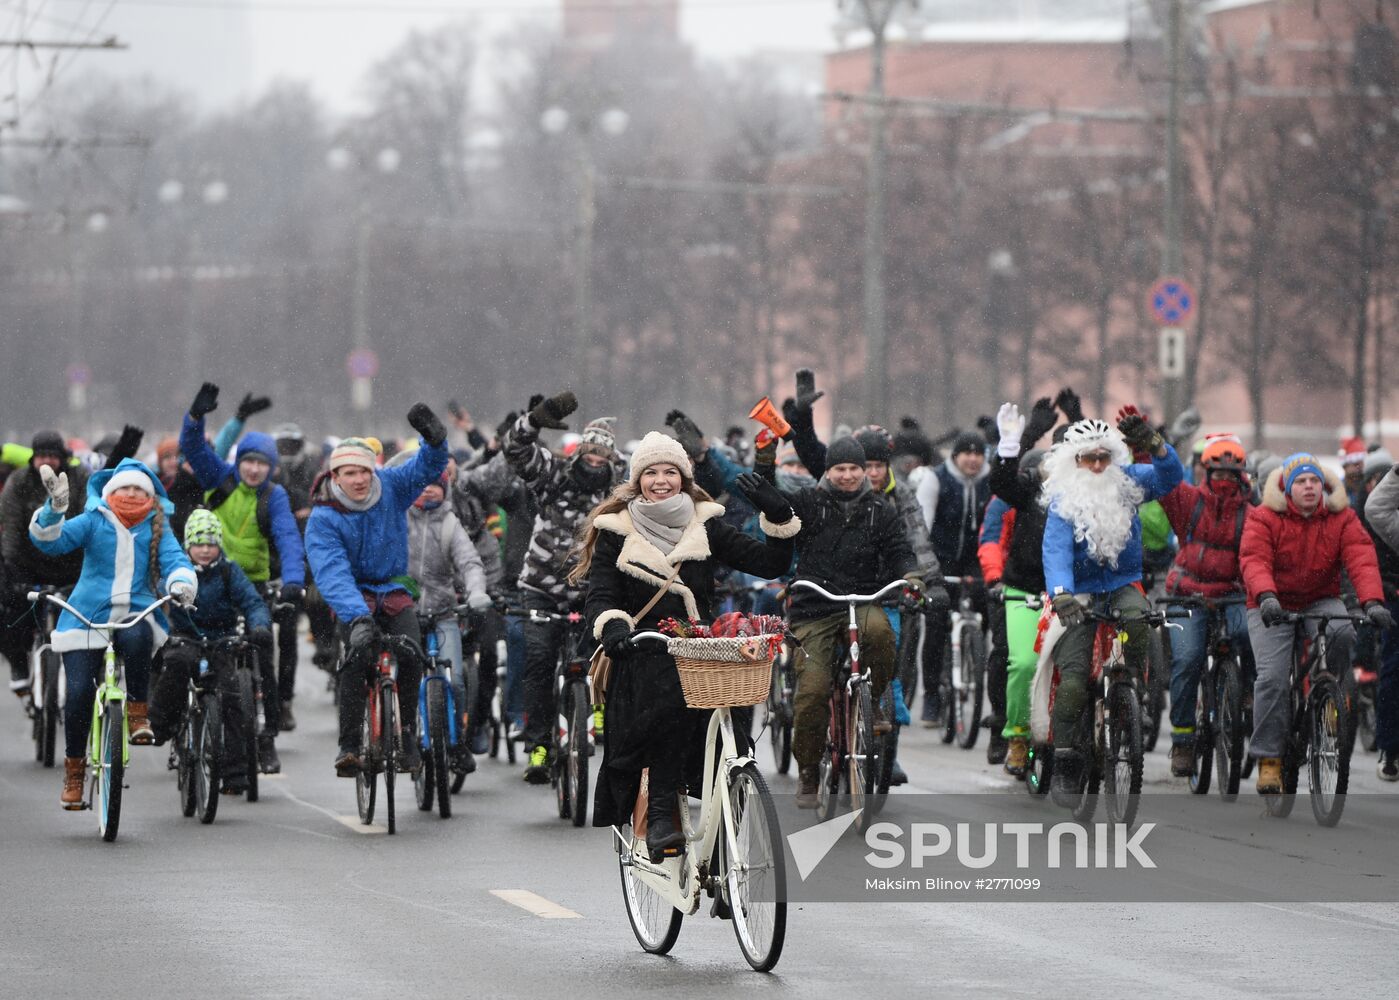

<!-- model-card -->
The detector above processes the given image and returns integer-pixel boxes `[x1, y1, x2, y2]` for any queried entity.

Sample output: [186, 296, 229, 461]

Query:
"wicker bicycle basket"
[668, 634, 779, 708]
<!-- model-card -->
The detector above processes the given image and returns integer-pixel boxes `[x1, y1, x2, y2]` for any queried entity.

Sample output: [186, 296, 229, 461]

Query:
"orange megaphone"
[748, 396, 791, 438]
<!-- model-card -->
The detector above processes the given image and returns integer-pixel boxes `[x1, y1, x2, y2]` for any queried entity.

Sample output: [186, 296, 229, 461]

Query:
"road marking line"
[490, 889, 581, 919]
[335, 815, 387, 835]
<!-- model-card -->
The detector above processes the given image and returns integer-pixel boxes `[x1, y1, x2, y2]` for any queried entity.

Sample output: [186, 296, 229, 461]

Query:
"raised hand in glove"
[528, 391, 577, 431]
[407, 402, 448, 447]
[1258, 594, 1286, 627]
[1365, 601, 1395, 631]
[189, 382, 220, 420]
[794, 368, 824, 412]
[664, 410, 708, 461]
[110, 424, 144, 466]
[467, 590, 494, 613]
[1116, 405, 1163, 455]
[235, 393, 272, 422]
[1054, 387, 1084, 424]
[38, 464, 69, 514]
[995, 403, 1025, 458]
[1052, 592, 1087, 627]
[753, 429, 778, 467]
[1022, 396, 1058, 450]
[735, 472, 794, 524]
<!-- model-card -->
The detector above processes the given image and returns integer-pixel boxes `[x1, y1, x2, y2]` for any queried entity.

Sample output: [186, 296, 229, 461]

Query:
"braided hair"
[147, 504, 165, 595]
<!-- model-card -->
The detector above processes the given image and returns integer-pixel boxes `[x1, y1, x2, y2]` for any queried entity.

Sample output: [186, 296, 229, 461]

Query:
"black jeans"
[274, 598, 301, 703]
[521, 591, 568, 751]
[463, 608, 502, 731]
[336, 606, 423, 753]
[150, 643, 250, 780]
[987, 595, 1009, 735]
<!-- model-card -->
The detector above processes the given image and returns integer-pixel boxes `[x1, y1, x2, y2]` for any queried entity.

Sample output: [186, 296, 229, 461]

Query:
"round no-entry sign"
[1148, 277, 1195, 326]
[65, 362, 92, 387]
[346, 348, 379, 379]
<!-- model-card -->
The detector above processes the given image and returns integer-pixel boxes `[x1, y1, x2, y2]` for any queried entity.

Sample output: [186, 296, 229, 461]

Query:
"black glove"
[189, 382, 220, 420]
[1365, 601, 1395, 631]
[528, 391, 577, 431]
[104, 424, 144, 470]
[250, 627, 274, 649]
[1021, 397, 1058, 450]
[524, 393, 545, 413]
[1116, 407, 1163, 454]
[976, 414, 998, 445]
[235, 393, 272, 422]
[665, 410, 707, 461]
[348, 615, 380, 655]
[734, 472, 793, 524]
[794, 368, 824, 412]
[495, 411, 519, 445]
[922, 586, 951, 617]
[279, 584, 303, 606]
[407, 402, 448, 447]
[1258, 594, 1286, 627]
[1052, 593, 1087, 627]
[600, 619, 632, 659]
[1054, 387, 1083, 423]
[988, 581, 1005, 603]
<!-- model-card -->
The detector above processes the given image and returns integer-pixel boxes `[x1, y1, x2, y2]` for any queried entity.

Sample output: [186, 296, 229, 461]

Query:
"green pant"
[1050, 585, 1150, 750]
[790, 607, 895, 771]
[1002, 587, 1042, 739]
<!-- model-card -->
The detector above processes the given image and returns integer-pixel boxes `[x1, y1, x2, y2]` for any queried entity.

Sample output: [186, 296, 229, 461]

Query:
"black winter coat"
[779, 482, 916, 621]
[0, 463, 90, 586]
[583, 499, 798, 827]
[988, 453, 1048, 594]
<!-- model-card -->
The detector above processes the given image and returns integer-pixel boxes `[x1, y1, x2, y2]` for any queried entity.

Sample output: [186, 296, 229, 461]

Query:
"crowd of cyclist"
[4, 370, 1398, 853]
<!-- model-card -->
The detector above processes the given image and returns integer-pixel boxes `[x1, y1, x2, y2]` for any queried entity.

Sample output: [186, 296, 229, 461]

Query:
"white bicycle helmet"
[1062, 418, 1115, 451]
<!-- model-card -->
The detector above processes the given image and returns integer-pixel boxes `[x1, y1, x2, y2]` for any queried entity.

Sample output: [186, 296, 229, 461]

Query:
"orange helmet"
[1201, 434, 1246, 472]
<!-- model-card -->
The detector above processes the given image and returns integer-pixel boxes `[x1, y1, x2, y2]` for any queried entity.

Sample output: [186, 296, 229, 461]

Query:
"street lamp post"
[159, 176, 229, 392]
[541, 105, 628, 389]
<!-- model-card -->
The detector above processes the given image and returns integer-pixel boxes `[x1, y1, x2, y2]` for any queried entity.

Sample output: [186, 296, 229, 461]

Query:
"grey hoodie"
[406, 502, 487, 614]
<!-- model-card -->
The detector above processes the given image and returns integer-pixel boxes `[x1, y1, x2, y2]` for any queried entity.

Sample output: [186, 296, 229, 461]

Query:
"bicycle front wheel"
[382, 686, 397, 835]
[955, 624, 986, 750]
[356, 690, 377, 826]
[567, 681, 590, 828]
[196, 692, 221, 825]
[848, 682, 878, 830]
[1142, 627, 1167, 752]
[238, 665, 258, 803]
[1189, 669, 1213, 796]
[177, 711, 196, 818]
[1103, 682, 1142, 828]
[1214, 658, 1244, 801]
[431, 680, 451, 818]
[725, 763, 787, 972]
[40, 649, 60, 768]
[96, 701, 124, 842]
[619, 827, 683, 955]
[1308, 682, 1350, 827]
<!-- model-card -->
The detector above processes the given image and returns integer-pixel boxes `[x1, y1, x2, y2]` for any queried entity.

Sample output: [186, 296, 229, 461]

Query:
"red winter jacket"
[1160, 479, 1250, 598]
[1239, 466, 1383, 611]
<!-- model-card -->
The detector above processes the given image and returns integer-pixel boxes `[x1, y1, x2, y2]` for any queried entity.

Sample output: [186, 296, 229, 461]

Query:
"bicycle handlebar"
[418, 602, 475, 626]
[35, 592, 175, 633]
[1283, 612, 1367, 626]
[1087, 608, 1176, 629]
[1158, 594, 1248, 610]
[791, 579, 909, 605]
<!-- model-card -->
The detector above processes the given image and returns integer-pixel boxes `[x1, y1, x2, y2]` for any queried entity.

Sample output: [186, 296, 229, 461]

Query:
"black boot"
[986, 730, 1009, 766]
[1050, 748, 1084, 808]
[399, 728, 422, 773]
[645, 789, 686, 862]
[258, 734, 281, 774]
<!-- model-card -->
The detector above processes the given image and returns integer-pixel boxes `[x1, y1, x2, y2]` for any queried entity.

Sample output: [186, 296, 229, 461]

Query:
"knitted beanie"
[825, 436, 867, 469]
[1280, 453, 1324, 494]
[31, 430, 68, 460]
[951, 431, 986, 457]
[853, 425, 894, 464]
[102, 467, 156, 499]
[627, 431, 692, 485]
[579, 417, 618, 457]
[330, 437, 377, 473]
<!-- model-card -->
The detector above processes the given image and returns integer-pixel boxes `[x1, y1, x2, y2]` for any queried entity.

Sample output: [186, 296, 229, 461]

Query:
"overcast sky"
[28, 0, 838, 113]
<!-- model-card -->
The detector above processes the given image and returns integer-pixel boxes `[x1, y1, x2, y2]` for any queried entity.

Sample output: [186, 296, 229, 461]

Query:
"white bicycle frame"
[27, 595, 65, 712]
[612, 654, 753, 916]
[941, 576, 984, 698]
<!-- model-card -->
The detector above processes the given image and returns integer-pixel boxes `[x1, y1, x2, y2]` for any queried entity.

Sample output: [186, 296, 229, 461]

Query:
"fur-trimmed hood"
[1262, 465, 1348, 515]
[593, 499, 725, 620]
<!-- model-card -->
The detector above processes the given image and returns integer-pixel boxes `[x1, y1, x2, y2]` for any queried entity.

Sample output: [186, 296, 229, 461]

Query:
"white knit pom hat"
[101, 467, 155, 499]
[627, 431, 693, 486]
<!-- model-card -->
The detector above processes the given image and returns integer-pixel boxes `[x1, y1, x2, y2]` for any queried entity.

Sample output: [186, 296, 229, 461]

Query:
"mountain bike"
[1264, 612, 1363, 827]
[23, 585, 66, 768]
[939, 576, 986, 750]
[34, 592, 174, 842]
[791, 578, 908, 833]
[163, 633, 241, 824]
[615, 630, 787, 972]
[416, 604, 472, 817]
[354, 633, 420, 835]
[762, 635, 795, 775]
[1159, 594, 1249, 799]
[1052, 607, 1174, 829]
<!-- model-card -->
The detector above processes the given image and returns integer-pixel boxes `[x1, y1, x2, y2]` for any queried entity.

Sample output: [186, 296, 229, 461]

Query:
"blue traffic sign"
[1148, 277, 1195, 326]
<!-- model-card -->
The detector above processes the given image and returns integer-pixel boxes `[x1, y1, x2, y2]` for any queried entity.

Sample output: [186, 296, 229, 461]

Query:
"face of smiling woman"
[639, 464, 682, 502]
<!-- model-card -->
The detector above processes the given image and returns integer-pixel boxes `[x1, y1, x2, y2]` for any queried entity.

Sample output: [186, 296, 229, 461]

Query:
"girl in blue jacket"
[29, 458, 197, 808]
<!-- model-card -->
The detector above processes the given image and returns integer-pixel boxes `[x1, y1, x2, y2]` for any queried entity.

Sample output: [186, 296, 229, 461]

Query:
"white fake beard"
[1042, 463, 1144, 568]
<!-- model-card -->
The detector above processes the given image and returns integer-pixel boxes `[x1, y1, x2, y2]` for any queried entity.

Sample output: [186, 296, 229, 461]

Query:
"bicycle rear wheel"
[1103, 682, 1143, 828]
[955, 624, 986, 750]
[415, 684, 435, 813]
[177, 710, 196, 818]
[196, 692, 221, 825]
[618, 828, 683, 955]
[567, 681, 590, 828]
[765, 656, 793, 776]
[39, 649, 60, 768]
[1025, 742, 1052, 796]
[356, 690, 377, 826]
[430, 681, 451, 818]
[382, 686, 397, 835]
[725, 763, 787, 972]
[1214, 659, 1244, 801]
[1142, 627, 1167, 752]
[1069, 703, 1098, 823]
[848, 682, 878, 831]
[96, 701, 124, 842]
[1308, 682, 1350, 827]
[897, 612, 921, 708]
[1189, 670, 1213, 796]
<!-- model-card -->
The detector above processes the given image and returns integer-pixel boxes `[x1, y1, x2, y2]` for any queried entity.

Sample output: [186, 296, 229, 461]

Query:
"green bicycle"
[34, 591, 175, 843]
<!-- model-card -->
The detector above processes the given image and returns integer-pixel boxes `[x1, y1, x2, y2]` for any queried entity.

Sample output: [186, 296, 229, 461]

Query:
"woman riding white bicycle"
[574, 431, 800, 861]
[27, 458, 197, 807]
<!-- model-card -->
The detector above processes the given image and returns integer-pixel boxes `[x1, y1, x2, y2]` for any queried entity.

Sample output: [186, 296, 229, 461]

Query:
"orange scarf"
[107, 492, 154, 529]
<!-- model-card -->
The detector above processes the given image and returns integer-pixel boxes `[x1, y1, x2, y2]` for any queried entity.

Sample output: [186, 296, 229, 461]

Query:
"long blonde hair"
[567, 476, 714, 585]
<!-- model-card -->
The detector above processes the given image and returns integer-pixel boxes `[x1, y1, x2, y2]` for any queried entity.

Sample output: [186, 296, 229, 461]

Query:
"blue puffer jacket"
[29, 458, 197, 652]
[1042, 445, 1184, 597]
[168, 555, 271, 639]
[303, 439, 449, 622]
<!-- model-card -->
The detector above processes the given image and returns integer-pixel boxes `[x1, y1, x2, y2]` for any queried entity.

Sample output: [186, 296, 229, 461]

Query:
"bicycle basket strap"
[588, 562, 683, 705]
